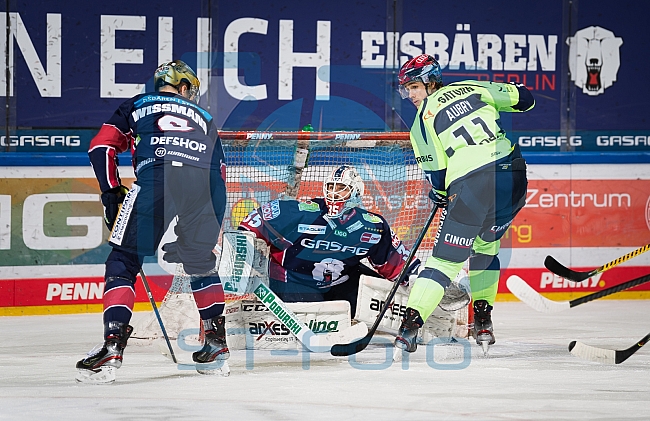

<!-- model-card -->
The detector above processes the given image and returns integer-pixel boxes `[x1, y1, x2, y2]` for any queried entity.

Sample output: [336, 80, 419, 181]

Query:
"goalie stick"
[506, 273, 650, 313]
[568, 332, 650, 364]
[330, 203, 440, 357]
[544, 244, 650, 282]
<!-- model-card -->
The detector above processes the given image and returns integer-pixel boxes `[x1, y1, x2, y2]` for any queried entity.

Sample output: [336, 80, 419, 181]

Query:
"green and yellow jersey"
[409, 80, 534, 192]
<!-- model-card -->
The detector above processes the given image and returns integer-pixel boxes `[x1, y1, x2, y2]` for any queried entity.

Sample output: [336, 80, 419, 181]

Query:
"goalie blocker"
[219, 230, 270, 295]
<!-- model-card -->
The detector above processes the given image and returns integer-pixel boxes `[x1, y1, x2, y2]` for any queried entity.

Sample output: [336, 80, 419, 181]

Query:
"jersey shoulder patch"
[297, 200, 321, 212]
[260, 199, 281, 220]
[361, 212, 383, 224]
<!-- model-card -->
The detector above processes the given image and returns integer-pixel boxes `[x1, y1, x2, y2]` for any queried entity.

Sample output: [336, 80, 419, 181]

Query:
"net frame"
[131, 131, 470, 342]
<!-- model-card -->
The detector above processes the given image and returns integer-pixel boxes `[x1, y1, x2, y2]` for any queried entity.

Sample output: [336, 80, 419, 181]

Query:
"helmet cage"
[323, 166, 365, 218]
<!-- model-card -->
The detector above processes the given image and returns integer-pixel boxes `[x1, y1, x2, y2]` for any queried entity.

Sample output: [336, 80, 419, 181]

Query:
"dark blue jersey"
[239, 198, 410, 289]
[88, 91, 225, 192]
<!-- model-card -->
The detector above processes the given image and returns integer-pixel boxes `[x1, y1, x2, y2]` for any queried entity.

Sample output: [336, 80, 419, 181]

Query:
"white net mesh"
[131, 132, 470, 342]
[130, 264, 255, 344]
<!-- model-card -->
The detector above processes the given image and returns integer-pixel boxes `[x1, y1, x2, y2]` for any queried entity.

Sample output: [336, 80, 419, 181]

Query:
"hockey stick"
[330, 203, 440, 357]
[544, 244, 650, 282]
[506, 273, 650, 313]
[568, 332, 650, 364]
[284, 137, 310, 198]
[253, 281, 368, 352]
[139, 268, 177, 363]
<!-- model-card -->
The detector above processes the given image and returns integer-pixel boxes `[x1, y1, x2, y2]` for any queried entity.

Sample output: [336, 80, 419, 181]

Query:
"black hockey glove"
[101, 186, 129, 230]
[161, 241, 182, 264]
[428, 189, 448, 207]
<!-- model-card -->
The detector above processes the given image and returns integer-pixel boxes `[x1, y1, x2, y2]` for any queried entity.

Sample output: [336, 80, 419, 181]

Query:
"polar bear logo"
[567, 26, 623, 96]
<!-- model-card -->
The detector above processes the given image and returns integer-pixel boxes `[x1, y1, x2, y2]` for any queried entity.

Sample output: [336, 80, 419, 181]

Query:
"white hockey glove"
[401, 258, 421, 288]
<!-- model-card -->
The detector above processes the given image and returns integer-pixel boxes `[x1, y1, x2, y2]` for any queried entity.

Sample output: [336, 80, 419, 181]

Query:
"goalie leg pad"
[227, 299, 351, 350]
[356, 275, 410, 333]
[218, 231, 269, 295]
[419, 306, 457, 342]
[356, 275, 466, 340]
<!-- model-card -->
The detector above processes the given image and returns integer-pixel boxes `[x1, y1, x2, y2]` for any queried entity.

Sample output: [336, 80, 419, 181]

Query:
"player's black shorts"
[432, 156, 527, 263]
[108, 162, 226, 274]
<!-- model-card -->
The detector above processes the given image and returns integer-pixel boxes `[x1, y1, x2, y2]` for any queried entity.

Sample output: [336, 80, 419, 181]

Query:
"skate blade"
[75, 366, 116, 384]
[475, 330, 495, 345]
[195, 360, 230, 376]
[393, 346, 403, 362]
[479, 340, 490, 357]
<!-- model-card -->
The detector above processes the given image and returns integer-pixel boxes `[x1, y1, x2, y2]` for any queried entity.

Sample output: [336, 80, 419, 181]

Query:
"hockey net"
[131, 131, 470, 343]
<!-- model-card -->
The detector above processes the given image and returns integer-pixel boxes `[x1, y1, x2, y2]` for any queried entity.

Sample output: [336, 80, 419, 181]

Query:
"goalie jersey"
[239, 198, 410, 289]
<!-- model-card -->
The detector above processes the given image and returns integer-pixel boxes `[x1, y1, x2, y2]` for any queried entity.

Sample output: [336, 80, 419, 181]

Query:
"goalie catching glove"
[101, 186, 129, 230]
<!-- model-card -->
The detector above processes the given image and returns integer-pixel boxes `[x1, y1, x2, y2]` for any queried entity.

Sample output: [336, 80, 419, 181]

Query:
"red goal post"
[220, 130, 472, 337]
[131, 131, 472, 342]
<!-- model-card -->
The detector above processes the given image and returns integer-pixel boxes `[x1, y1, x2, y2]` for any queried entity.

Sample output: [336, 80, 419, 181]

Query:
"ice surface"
[1, 300, 648, 421]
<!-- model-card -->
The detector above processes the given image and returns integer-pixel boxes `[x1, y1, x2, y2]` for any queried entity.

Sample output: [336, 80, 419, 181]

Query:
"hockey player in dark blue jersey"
[76, 60, 228, 383]
[238, 165, 419, 317]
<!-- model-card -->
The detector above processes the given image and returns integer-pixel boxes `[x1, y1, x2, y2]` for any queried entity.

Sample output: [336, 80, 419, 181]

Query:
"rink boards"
[1, 163, 649, 315]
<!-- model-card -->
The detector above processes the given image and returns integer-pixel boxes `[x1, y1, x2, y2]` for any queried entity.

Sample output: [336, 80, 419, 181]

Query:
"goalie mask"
[323, 165, 365, 218]
[154, 60, 201, 103]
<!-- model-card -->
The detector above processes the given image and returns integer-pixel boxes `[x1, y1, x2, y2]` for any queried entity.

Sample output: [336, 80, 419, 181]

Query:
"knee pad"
[190, 273, 222, 292]
[418, 266, 451, 288]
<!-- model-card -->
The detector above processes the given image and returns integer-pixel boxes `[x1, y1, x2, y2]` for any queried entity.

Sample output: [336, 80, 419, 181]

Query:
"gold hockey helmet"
[154, 60, 200, 102]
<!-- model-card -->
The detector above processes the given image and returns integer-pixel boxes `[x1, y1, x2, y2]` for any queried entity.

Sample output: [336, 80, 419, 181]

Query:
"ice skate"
[75, 323, 132, 384]
[472, 300, 495, 356]
[193, 316, 230, 376]
[394, 308, 424, 353]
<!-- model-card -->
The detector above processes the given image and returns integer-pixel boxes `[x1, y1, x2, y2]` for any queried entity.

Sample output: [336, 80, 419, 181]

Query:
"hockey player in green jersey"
[394, 54, 534, 354]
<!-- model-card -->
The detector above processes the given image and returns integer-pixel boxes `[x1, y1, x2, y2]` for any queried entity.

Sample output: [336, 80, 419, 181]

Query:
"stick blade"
[330, 335, 372, 356]
[544, 256, 590, 282]
[506, 275, 570, 313]
[568, 340, 617, 364]
[314, 323, 369, 349]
